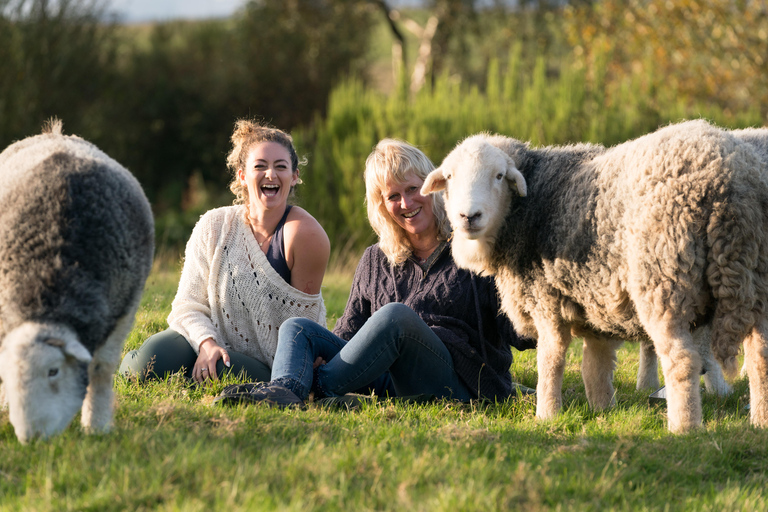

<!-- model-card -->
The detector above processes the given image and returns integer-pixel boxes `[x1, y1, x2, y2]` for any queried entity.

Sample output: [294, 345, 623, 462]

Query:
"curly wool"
[427, 120, 768, 431]
[484, 121, 768, 368]
[0, 129, 154, 349]
[0, 123, 155, 442]
[636, 126, 768, 391]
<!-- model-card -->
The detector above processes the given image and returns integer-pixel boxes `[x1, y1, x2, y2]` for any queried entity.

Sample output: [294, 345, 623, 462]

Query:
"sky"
[108, 0, 423, 24]
[108, 0, 247, 23]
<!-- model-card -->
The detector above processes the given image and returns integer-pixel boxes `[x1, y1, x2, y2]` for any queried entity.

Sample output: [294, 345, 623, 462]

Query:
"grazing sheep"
[637, 126, 768, 392]
[422, 120, 768, 433]
[0, 121, 154, 443]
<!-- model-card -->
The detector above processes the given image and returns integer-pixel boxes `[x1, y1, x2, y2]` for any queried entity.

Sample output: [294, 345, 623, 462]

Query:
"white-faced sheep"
[636, 127, 768, 393]
[422, 120, 768, 433]
[0, 121, 154, 443]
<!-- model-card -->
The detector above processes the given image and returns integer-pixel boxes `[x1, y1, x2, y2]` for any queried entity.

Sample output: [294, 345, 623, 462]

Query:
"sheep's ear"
[505, 156, 527, 197]
[421, 169, 447, 195]
[45, 337, 92, 363]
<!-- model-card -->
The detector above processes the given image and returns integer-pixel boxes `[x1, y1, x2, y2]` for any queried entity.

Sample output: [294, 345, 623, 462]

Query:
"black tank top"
[266, 205, 292, 284]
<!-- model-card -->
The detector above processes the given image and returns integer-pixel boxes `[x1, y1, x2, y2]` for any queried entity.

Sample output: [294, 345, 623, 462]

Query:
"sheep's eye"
[496, 173, 504, 180]
[446, 174, 452, 180]
[48, 368, 59, 378]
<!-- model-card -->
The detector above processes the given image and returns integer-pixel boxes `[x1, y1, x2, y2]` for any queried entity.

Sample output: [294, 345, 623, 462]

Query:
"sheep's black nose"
[460, 212, 482, 227]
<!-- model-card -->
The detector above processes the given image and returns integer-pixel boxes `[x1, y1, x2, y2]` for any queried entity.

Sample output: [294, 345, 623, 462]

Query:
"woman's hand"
[193, 338, 231, 383]
[313, 357, 326, 369]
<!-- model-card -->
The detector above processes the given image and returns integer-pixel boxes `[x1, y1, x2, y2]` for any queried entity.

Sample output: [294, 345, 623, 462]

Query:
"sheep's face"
[0, 322, 91, 444]
[422, 138, 527, 242]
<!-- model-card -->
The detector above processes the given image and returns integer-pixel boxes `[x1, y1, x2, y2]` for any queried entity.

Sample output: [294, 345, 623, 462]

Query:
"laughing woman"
[120, 120, 330, 384]
[221, 138, 534, 406]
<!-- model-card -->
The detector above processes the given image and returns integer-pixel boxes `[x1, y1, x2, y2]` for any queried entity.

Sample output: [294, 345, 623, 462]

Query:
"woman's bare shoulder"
[284, 206, 330, 294]
[285, 206, 330, 247]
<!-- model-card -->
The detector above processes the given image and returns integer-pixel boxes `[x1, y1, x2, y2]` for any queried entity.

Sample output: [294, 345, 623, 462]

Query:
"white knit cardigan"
[167, 205, 327, 366]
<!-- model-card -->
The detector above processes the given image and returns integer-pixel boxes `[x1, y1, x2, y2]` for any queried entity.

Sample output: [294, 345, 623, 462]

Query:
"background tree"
[563, 0, 768, 121]
[0, 0, 116, 145]
[233, 0, 376, 129]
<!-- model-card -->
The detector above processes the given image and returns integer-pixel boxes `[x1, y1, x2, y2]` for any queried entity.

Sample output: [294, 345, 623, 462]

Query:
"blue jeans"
[271, 302, 472, 401]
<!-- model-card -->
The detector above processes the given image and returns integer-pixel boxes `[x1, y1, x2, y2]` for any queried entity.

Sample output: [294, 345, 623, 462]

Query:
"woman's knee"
[118, 349, 142, 378]
[375, 303, 420, 322]
[280, 317, 335, 349]
[372, 303, 425, 335]
[280, 317, 321, 338]
[120, 329, 193, 381]
[140, 329, 187, 351]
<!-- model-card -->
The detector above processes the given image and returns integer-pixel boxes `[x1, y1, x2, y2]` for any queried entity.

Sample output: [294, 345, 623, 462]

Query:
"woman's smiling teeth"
[261, 183, 280, 197]
[403, 207, 421, 219]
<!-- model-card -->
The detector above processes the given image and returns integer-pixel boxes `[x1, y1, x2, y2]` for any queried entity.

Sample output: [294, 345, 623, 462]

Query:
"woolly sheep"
[0, 121, 154, 443]
[636, 127, 768, 392]
[422, 120, 768, 433]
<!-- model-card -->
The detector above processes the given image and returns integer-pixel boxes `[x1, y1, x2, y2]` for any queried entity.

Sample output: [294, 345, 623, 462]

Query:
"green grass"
[2, 263, 768, 511]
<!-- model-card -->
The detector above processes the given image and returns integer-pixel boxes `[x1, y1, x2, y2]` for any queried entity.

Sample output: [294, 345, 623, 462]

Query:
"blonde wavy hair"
[365, 139, 451, 266]
[226, 120, 303, 216]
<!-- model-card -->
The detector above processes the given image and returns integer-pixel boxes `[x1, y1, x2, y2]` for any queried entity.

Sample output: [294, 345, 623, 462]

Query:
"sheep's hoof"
[667, 421, 701, 434]
[81, 422, 113, 435]
[749, 407, 768, 428]
[535, 405, 559, 420]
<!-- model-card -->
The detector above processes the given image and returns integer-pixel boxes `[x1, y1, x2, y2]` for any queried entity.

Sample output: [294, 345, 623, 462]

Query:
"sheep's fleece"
[636, 127, 768, 393]
[422, 120, 768, 433]
[0, 122, 154, 443]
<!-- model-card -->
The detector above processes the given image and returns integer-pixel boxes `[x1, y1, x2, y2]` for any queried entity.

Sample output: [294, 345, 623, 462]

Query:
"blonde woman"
[220, 139, 534, 406]
[120, 121, 330, 383]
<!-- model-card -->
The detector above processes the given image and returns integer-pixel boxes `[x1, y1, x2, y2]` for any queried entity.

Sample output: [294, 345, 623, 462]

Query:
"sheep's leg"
[534, 319, 572, 420]
[81, 306, 138, 433]
[647, 322, 702, 433]
[743, 321, 768, 427]
[636, 327, 729, 396]
[581, 335, 620, 410]
[702, 362, 729, 395]
[694, 326, 730, 396]
[636, 340, 660, 390]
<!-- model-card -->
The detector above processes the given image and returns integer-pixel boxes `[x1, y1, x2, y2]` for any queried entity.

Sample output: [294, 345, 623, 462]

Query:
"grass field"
[2, 260, 768, 511]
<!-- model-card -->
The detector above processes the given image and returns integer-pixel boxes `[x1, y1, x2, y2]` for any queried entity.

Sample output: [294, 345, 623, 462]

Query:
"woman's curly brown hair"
[226, 120, 304, 213]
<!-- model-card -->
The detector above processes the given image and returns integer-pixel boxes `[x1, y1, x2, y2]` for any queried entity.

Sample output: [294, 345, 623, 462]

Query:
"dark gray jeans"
[119, 329, 271, 383]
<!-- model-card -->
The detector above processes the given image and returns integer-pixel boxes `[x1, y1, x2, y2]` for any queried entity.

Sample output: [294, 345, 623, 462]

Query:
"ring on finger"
[201, 368, 208, 373]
